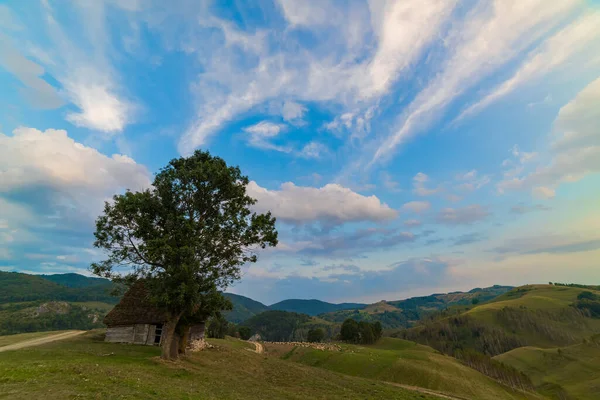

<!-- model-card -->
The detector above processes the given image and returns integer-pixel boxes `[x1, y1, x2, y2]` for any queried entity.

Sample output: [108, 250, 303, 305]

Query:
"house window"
[154, 323, 163, 344]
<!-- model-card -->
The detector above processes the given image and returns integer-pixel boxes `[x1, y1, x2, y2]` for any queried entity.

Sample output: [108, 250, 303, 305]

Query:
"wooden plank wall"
[105, 326, 134, 343]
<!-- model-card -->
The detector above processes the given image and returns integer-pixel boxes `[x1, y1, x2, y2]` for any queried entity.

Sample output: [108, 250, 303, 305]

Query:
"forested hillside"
[391, 284, 600, 398]
[241, 310, 338, 341]
[269, 299, 366, 316]
[0, 272, 118, 304]
[222, 293, 269, 323]
[0, 272, 117, 335]
[319, 285, 513, 329]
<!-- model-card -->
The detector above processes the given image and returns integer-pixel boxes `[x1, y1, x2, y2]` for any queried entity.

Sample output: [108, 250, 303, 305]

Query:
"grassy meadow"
[265, 337, 544, 400]
[0, 330, 446, 400]
[495, 337, 600, 400]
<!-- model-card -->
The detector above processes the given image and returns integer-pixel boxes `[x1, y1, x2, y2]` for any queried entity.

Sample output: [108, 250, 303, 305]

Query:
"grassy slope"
[495, 338, 600, 400]
[0, 331, 443, 400]
[467, 285, 600, 346]
[270, 337, 543, 400]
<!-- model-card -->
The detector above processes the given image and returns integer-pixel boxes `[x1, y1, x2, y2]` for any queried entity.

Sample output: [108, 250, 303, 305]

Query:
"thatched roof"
[103, 281, 170, 326]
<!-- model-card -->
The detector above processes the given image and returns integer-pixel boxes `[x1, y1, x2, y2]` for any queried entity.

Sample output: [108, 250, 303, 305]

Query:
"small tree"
[371, 321, 383, 341]
[471, 298, 480, 305]
[207, 314, 229, 339]
[340, 319, 360, 343]
[238, 326, 252, 340]
[91, 150, 278, 359]
[358, 321, 375, 344]
[307, 328, 325, 343]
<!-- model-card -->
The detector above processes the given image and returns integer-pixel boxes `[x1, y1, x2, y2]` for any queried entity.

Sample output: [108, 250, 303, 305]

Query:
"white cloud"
[64, 77, 135, 133]
[177, 0, 456, 154]
[436, 205, 490, 225]
[282, 100, 307, 122]
[247, 181, 398, 225]
[0, 127, 151, 217]
[532, 187, 556, 199]
[402, 201, 431, 214]
[371, 0, 580, 164]
[0, 34, 64, 109]
[457, 11, 600, 121]
[299, 142, 329, 159]
[498, 77, 600, 196]
[403, 219, 422, 227]
[0, 5, 23, 31]
[243, 121, 291, 153]
[455, 169, 490, 192]
[276, 0, 338, 27]
[381, 172, 401, 192]
[361, 0, 457, 99]
[412, 172, 442, 196]
[2, 2, 139, 134]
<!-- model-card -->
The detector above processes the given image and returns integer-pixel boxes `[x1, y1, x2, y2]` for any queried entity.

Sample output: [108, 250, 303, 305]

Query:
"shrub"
[238, 326, 252, 340]
[207, 314, 229, 339]
[307, 328, 325, 343]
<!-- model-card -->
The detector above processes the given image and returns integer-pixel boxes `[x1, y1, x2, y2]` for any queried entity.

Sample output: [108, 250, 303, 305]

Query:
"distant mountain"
[222, 293, 269, 323]
[0, 271, 118, 304]
[0, 271, 118, 335]
[387, 284, 513, 310]
[40, 273, 113, 288]
[269, 299, 366, 316]
[318, 285, 514, 329]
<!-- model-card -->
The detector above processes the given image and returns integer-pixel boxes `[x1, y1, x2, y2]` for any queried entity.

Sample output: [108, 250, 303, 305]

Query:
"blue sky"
[1, 0, 599, 305]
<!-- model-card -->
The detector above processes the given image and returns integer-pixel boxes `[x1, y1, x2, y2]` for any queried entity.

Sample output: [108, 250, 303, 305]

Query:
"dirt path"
[385, 381, 468, 400]
[251, 341, 264, 354]
[0, 330, 86, 353]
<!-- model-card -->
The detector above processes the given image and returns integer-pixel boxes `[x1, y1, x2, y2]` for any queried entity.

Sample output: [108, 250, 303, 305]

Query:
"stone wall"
[263, 341, 342, 351]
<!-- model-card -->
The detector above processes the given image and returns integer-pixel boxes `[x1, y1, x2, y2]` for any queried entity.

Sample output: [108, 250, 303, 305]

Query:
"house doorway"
[154, 323, 163, 345]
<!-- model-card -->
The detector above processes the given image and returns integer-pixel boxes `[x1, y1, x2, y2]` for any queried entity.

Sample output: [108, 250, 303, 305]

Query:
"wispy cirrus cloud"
[498, 77, 600, 198]
[370, 0, 580, 165]
[456, 11, 600, 122]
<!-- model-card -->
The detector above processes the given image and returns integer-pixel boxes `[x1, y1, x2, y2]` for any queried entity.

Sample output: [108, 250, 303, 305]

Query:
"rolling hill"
[269, 299, 366, 316]
[392, 284, 600, 399]
[395, 284, 600, 355]
[267, 337, 543, 400]
[495, 335, 600, 400]
[0, 271, 118, 335]
[319, 285, 513, 329]
[0, 271, 118, 304]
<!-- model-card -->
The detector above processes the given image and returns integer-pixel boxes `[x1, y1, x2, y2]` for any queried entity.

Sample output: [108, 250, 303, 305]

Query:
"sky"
[1, 0, 599, 305]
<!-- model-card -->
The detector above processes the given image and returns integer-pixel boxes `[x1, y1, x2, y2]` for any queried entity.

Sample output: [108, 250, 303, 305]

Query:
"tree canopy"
[91, 150, 278, 359]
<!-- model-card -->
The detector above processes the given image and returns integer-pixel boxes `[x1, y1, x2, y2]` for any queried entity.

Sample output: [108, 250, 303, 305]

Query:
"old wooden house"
[103, 282, 171, 346]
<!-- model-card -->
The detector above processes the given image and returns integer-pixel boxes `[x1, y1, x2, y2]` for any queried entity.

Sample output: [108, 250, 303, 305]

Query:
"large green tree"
[91, 150, 278, 359]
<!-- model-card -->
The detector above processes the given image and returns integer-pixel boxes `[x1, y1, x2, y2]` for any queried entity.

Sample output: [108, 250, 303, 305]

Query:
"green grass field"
[0, 331, 447, 400]
[495, 337, 600, 400]
[268, 337, 544, 400]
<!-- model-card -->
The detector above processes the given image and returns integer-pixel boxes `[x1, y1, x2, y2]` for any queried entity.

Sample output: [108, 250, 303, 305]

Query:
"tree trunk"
[178, 325, 191, 355]
[160, 312, 183, 360]
[170, 332, 181, 359]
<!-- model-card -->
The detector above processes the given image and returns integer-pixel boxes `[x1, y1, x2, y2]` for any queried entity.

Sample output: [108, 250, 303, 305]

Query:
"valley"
[2, 271, 600, 399]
